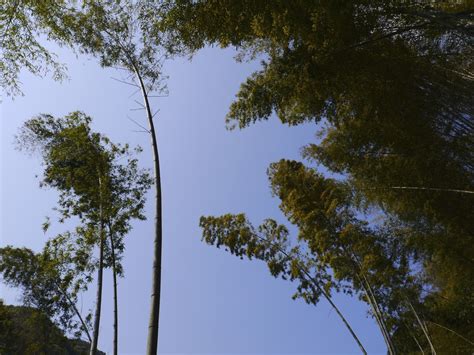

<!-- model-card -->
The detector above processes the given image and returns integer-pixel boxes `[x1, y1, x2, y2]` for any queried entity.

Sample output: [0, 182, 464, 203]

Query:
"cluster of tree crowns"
[2, 112, 152, 354]
[1, 1, 473, 354]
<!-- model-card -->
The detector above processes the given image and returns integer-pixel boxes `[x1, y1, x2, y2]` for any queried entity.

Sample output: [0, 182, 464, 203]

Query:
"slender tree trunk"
[411, 333, 425, 354]
[359, 275, 396, 354]
[255, 235, 367, 354]
[90, 225, 104, 355]
[132, 67, 163, 355]
[339, 245, 394, 354]
[104, 31, 163, 354]
[90, 176, 105, 355]
[347, 250, 396, 355]
[371, 186, 474, 195]
[316, 280, 368, 355]
[426, 321, 474, 346]
[408, 302, 437, 355]
[55, 281, 92, 342]
[109, 227, 119, 355]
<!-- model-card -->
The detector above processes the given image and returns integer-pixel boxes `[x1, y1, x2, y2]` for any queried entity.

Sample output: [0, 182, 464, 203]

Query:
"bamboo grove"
[1, 1, 473, 354]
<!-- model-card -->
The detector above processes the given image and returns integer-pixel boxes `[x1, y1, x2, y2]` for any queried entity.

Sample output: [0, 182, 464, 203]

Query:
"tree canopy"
[0, 243, 92, 340]
[154, 1, 474, 352]
[200, 158, 474, 352]
[1, 1, 473, 353]
[15, 111, 152, 354]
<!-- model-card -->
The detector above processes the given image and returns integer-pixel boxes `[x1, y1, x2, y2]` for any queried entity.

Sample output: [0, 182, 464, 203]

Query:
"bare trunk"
[317, 282, 368, 355]
[90, 224, 104, 355]
[341, 246, 395, 354]
[359, 275, 396, 354]
[426, 321, 474, 346]
[132, 68, 163, 355]
[108, 35, 163, 354]
[408, 302, 437, 355]
[55, 281, 92, 342]
[90, 176, 105, 355]
[255, 235, 367, 354]
[109, 228, 119, 355]
[373, 186, 474, 195]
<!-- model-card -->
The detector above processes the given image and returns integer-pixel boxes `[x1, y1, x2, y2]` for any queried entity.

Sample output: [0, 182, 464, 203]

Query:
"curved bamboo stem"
[133, 66, 163, 355]
[255, 235, 368, 354]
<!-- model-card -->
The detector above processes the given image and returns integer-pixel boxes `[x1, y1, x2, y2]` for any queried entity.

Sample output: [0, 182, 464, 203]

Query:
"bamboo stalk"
[90, 176, 105, 355]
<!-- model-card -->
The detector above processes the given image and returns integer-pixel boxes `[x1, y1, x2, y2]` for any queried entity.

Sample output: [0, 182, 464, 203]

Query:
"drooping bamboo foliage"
[2, 1, 473, 353]
[152, 1, 473, 352]
[200, 214, 370, 353]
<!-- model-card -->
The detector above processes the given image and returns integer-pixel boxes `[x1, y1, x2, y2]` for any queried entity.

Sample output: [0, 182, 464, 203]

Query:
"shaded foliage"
[1, 0, 70, 96]
[200, 158, 474, 353]
[0, 244, 92, 340]
[0, 1, 110, 97]
[0, 301, 105, 355]
[156, 1, 474, 351]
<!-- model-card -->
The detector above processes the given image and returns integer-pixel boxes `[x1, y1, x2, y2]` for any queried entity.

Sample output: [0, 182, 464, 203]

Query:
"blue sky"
[1, 44, 385, 354]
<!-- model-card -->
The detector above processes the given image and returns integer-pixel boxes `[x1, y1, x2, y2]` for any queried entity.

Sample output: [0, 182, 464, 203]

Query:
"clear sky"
[1, 43, 385, 354]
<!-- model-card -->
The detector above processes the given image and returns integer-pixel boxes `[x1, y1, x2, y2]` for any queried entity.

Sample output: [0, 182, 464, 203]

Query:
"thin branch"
[127, 88, 141, 98]
[54, 281, 92, 343]
[110, 77, 139, 88]
[412, 333, 425, 354]
[366, 186, 474, 195]
[426, 321, 474, 346]
[111, 66, 129, 71]
[359, 273, 396, 354]
[254, 234, 368, 354]
[408, 302, 437, 355]
[124, 71, 135, 81]
[346, 247, 395, 354]
[126, 115, 150, 133]
[331, 22, 430, 56]
[133, 99, 145, 108]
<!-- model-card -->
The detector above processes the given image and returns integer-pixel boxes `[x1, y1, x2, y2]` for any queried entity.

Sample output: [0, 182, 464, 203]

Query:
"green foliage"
[157, 0, 474, 235]
[157, 0, 473, 127]
[0, 1, 138, 97]
[14, 111, 152, 349]
[69, 1, 167, 93]
[3, 0, 473, 351]
[200, 214, 328, 305]
[0, 300, 15, 353]
[17, 111, 152, 271]
[200, 158, 419, 316]
[1, 1, 69, 96]
[200, 159, 474, 352]
[12, 3, 169, 351]
[0, 245, 92, 339]
[157, 1, 473, 351]
[0, 301, 105, 355]
[0, 0, 111, 97]
[60, 4, 168, 352]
